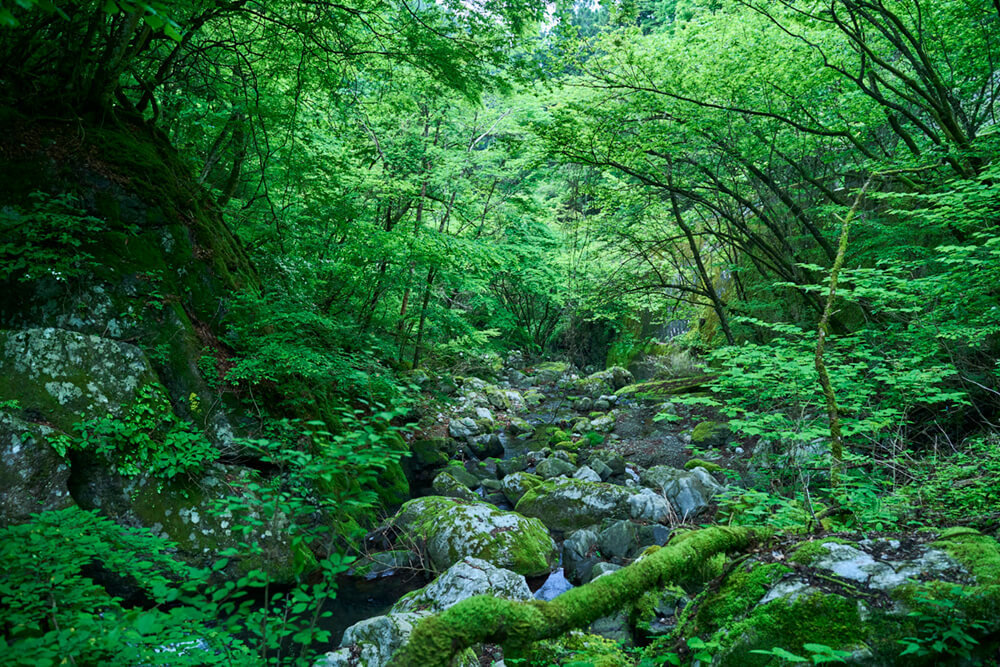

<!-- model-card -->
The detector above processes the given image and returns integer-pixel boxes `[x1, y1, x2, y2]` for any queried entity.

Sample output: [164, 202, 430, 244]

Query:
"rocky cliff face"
[0, 112, 312, 578]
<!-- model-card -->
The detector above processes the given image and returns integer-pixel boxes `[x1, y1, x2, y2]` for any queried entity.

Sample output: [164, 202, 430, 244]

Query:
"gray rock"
[598, 519, 639, 560]
[534, 567, 574, 601]
[637, 524, 672, 549]
[393, 557, 532, 613]
[628, 488, 673, 523]
[431, 471, 478, 501]
[573, 465, 602, 483]
[313, 612, 480, 667]
[641, 465, 724, 518]
[593, 399, 611, 411]
[812, 542, 963, 591]
[586, 451, 626, 477]
[535, 457, 577, 479]
[563, 529, 599, 584]
[448, 417, 479, 439]
[589, 459, 613, 481]
[0, 411, 73, 524]
[392, 496, 557, 576]
[575, 397, 594, 411]
[500, 471, 542, 505]
[474, 406, 494, 423]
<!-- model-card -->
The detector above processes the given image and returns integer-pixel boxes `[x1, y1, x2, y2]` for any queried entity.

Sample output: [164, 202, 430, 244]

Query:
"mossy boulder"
[684, 458, 724, 474]
[431, 471, 478, 501]
[535, 457, 578, 479]
[570, 367, 635, 399]
[409, 438, 451, 470]
[391, 496, 557, 576]
[392, 556, 532, 614]
[514, 477, 635, 532]
[0, 411, 74, 524]
[500, 471, 543, 505]
[314, 612, 478, 667]
[0, 328, 160, 433]
[70, 461, 315, 583]
[685, 533, 1000, 666]
[533, 362, 571, 384]
[690, 420, 732, 448]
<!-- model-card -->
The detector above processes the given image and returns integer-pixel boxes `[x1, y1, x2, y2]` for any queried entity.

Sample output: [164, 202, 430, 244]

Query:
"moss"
[527, 631, 635, 667]
[388, 526, 765, 667]
[615, 376, 712, 400]
[932, 530, 1000, 584]
[787, 541, 831, 566]
[684, 458, 723, 473]
[716, 591, 870, 666]
[410, 438, 450, 468]
[695, 561, 791, 632]
[392, 496, 556, 576]
[553, 440, 580, 454]
[691, 421, 722, 445]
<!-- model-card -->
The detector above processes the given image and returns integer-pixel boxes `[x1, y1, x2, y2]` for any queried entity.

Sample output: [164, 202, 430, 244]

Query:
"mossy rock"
[500, 471, 543, 505]
[684, 458, 724, 474]
[409, 438, 451, 469]
[391, 496, 557, 577]
[691, 420, 732, 448]
[615, 375, 714, 400]
[514, 477, 634, 532]
[72, 461, 316, 583]
[0, 411, 74, 524]
[0, 328, 160, 433]
[526, 630, 633, 667]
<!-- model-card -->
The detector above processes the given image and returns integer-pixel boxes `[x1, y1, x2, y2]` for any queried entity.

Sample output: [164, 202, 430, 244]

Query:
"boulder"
[597, 519, 639, 561]
[431, 471, 477, 501]
[314, 612, 478, 667]
[535, 457, 577, 479]
[534, 568, 573, 601]
[628, 488, 673, 523]
[391, 496, 557, 576]
[71, 461, 315, 583]
[500, 471, 543, 505]
[514, 477, 634, 532]
[448, 417, 479, 439]
[573, 465, 602, 483]
[563, 528, 599, 584]
[0, 411, 73, 524]
[641, 465, 724, 518]
[0, 328, 159, 433]
[690, 420, 732, 448]
[392, 556, 532, 613]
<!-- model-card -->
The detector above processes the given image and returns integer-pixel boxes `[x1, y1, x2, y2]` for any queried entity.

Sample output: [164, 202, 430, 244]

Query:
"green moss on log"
[387, 526, 766, 667]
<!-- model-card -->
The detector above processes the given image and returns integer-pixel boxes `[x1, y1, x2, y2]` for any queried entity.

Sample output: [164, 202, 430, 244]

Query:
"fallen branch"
[387, 526, 767, 667]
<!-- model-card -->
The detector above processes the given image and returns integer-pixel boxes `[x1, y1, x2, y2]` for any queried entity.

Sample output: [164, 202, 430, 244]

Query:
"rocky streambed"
[316, 360, 1000, 666]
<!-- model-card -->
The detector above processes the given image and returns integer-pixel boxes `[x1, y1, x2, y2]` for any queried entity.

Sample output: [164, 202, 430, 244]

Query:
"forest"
[1, 0, 999, 665]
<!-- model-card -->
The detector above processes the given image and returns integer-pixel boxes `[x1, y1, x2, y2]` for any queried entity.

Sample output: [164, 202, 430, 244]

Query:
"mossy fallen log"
[387, 526, 767, 667]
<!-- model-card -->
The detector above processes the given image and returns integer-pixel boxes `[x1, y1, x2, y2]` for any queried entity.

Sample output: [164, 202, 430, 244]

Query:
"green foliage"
[898, 586, 988, 660]
[885, 435, 1000, 528]
[50, 384, 217, 479]
[750, 643, 851, 664]
[0, 506, 247, 666]
[0, 191, 109, 284]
